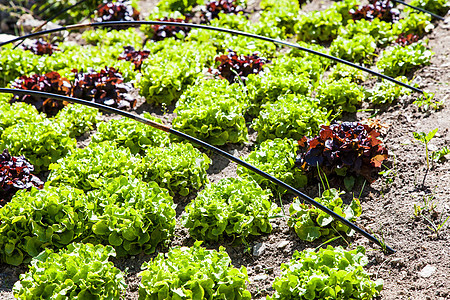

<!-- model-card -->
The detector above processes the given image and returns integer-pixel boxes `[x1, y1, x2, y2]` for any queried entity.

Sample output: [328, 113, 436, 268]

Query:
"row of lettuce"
[1, 0, 447, 298]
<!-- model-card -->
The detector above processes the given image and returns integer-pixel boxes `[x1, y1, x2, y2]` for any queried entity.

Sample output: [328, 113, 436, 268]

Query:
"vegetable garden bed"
[0, 0, 449, 299]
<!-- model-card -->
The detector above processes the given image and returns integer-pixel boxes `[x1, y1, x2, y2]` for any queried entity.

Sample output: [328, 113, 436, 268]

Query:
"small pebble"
[253, 243, 266, 256]
[277, 240, 289, 249]
[418, 265, 436, 278]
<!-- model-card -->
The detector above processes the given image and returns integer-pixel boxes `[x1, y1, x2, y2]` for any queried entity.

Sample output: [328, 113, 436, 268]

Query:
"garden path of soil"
[0, 1, 449, 299]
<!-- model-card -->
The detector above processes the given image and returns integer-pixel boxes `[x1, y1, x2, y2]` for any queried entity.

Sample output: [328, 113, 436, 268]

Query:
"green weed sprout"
[413, 128, 438, 170]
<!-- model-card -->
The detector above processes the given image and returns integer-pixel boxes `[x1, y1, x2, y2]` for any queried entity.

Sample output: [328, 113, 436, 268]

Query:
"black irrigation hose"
[0, 21, 424, 94]
[391, 0, 446, 20]
[0, 88, 396, 253]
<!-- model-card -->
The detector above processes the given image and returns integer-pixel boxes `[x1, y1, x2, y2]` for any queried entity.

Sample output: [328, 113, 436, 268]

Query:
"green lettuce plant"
[0, 186, 86, 265]
[329, 34, 377, 64]
[48, 141, 143, 191]
[327, 63, 365, 83]
[142, 142, 211, 196]
[368, 76, 412, 105]
[338, 18, 394, 46]
[260, 0, 300, 36]
[0, 119, 76, 172]
[139, 39, 216, 105]
[245, 72, 312, 116]
[253, 94, 330, 142]
[376, 42, 433, 77]
[92, 113, 170, 155]
[183, 177, 279, 242]
[0, 101, 44, 131]
[139, 241, 251, 299]
[288, 188, 362, 242]
[269, 55, 326, 85]
[84, 176, 176, 256]
[408, 0, 449, 17]
[82, 27, 143, 48]
[13, 243, 127, 299]
[53, 103, 99, 138]
[269, 245, 383, 300]
[317, 77, 365, 113]
[237, 138, 307, 194]
[295, 9, 342, 42]
[393, 12, 433, 37]
[172, 79, 248, 145]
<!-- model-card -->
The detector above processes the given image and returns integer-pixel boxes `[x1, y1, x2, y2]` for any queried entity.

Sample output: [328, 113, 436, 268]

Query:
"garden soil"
[0, 1, 449, 299]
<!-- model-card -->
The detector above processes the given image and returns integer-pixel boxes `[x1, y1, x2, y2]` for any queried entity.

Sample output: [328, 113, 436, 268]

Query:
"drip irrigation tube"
[0, 20, 424, 94]
[391, 0, 446, 20]
[0, 88, 396, 254]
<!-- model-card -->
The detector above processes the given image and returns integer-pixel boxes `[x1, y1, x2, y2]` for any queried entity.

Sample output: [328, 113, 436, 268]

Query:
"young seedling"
[423, 214, 450, 238]
[413, 128, 438, 170]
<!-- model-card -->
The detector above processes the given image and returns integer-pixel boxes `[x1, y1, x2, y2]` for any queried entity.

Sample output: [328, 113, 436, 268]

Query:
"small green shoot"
[413, 92, 443, 111]
[423, 215, 450, 238]
[412, 128, 438, 170]
[432, 146, 450, 162]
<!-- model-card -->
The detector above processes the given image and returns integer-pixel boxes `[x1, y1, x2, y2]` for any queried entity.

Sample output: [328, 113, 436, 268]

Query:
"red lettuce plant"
[20, 39, 59, 56]
[71, 67, 135, 109]
[201, 0, 244, 23]
[350, 0, 400, 23]
[395, 33, 419, 47]
[0, 149, 44, 208]
[118, 46, 150, 70]
[210, 50, 267, 83]
[150, 17, 191, 41]
[296, 122, 388, 181]
[95, 0, 140, 28]
[10, 72, 71, 116]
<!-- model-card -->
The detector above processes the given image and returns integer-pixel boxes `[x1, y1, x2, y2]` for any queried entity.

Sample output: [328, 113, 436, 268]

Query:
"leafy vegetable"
[296, 122, 388, 181]
[93, 113, 169, 154]
[260, 0, 300, 36]
[183, 177, 279, 242]
[245, 72, 312, 116]
[20, 39, 59, 56]
[0, 186, 86, 265]
[295, 9, 342, 42]
[329, 34, 377, 64]
[327, 63, 365, 83]
[142, 142, 211, 196]
[350, 0, 400, 23]
[138, 39, 216, 105]
[368, 76, 411, 105]
[148, 17, 192, 41]
[139, 241, 251, 299]
[0, 119, 76, 172]
[10, 72, 71, 117]
[269, 55, 326, 85]
[338, 18, 394, 46]
[172, 79, 248, 145]
[413, 128, 438, 170]
[376, 42, 433, 77]
[253, 94, 330, 143]
[408, 0, 449, 16]
[288, 188, 361, 241]
[269, 246, 383, 299]
[210, 50, 268, 83]
[30, 0, 101, 23]
[71, 67, 136, 109]
[392, 12, 433, 37]
[237, 138, 307, 194]
[156, 0, 202, 14]
[0, 101, 44, 132]
[395, 33, 419, 46]
[84, 176, 176, 256]
[0, 149, 44, 208]
[201, 0, 245, 23]
[53, 103, 99, 138]
[95, 0, 140, 26]
[317, 77, 365, 113]
[47, 141, 143, 191]
[82, 28, 143, 48]
[13, 243, 127, 299]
